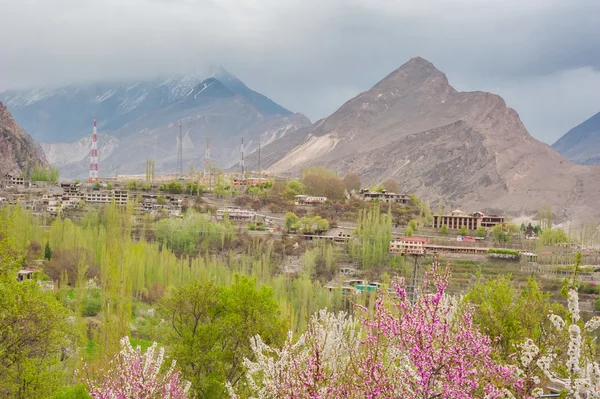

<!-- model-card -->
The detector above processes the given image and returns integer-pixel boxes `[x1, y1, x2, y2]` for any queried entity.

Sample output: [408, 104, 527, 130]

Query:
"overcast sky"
[1, 0, 600, 144]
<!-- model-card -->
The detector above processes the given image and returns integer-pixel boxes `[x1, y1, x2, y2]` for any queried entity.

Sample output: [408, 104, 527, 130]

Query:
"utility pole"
[177, 121, 183, 176]
[240, 133, 245, 181]
[258, 138, 261, 182]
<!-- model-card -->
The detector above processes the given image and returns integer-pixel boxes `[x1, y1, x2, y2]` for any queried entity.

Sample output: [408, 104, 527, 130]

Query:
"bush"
[257, 225, 266, 231]
[82, 295, 101, 317]
[595, 297, 600, 312]
[248, 224, 257, 231]
[51, 384, 91, 399]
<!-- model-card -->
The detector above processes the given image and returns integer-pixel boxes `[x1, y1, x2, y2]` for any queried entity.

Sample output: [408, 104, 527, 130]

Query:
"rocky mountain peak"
[0, 101, 48, 176]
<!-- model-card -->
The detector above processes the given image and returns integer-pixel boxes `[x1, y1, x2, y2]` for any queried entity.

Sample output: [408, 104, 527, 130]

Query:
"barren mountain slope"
[269, 57, 600, 221]
[553, 111, 600, 165]
[0, 101, 48, 176]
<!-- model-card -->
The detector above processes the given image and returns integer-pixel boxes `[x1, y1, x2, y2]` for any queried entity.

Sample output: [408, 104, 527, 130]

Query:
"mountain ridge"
[0, 101, 48, 177]
[552, 111, 600, 165]
[265, 56, 600, 222]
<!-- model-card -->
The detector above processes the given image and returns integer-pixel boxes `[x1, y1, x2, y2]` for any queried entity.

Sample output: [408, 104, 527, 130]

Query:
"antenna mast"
[204, 137, 211, 180]
[88, 118, 98, 183]
[240, 133, 245, 180]
[177, 121, 183, 176]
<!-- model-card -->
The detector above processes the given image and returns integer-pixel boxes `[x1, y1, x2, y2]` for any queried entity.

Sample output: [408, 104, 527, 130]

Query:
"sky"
[1, 0, 600, 144]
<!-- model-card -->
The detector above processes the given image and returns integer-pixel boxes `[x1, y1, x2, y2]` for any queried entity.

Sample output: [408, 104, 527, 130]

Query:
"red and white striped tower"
[88, 118, 98, 183]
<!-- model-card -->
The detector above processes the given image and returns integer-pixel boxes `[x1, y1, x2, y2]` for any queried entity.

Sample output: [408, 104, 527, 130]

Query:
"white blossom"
[584, 317, 600, 333]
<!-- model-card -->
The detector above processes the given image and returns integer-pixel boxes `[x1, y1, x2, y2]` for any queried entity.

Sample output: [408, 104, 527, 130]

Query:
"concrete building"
[389, 237, 428, 255]
[294, 195, 327, 205]
[433, 210, 504, 230]
[359, 189, 409, 204]
[216, 206, 256, 221]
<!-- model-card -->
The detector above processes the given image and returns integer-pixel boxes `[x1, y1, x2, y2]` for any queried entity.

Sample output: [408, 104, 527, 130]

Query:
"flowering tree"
[513, 288, 600, 398]
[230, 263, 522, 399]
[85, 337, 193, 399]
[354, 262, 517, 398]
[228, 309, 359, 399]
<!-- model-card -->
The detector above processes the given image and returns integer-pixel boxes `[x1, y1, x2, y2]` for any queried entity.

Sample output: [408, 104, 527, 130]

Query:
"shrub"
[595, 297, 600, 312]
[248, 224, 257, 231]
[82, 295, 101, 317]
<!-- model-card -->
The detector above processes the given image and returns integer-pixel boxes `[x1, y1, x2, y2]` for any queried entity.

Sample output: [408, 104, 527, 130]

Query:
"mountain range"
[0, 101, 48, 177]
[3, 57, 600, 223]
[553, 111, 600, 165]
[249, 57, 600, 223]
[0, 68, 311, 178]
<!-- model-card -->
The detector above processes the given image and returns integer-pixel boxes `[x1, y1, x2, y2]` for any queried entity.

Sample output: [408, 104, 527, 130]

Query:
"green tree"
[458, 225, 468, 236]
[156, 195, 167, 205]
[106, 183, 113, 190]
[44, 241, 53, 260]
[300, 216, 313, 233]
[0, 218, 77, 398]
[476, 226, 487, 238]
[440, 224, 448, 235]
[162, 276, 284, 398]
[284, 212, 299, 232]
[466, 274, 564, 359]
[126, 180, 138, 190]
[314, 216, 329, 233]
[405, 225, 414, 237]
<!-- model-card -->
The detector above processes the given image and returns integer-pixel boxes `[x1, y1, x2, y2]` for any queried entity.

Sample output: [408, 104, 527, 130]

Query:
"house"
[389, 237, 428, 255]
[17, 269, 34, 282]
[358, 189, 409, 204]
[216, 206, 256, 221]
[294, 195, 327, 205]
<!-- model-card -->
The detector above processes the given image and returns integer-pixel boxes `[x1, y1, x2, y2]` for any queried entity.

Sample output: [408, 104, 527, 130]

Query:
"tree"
[0, 218, 76, 398]
[284, 212, 299, 232]
[465, 274, 564, 359]
[382, 178, 401, 193]
[354, 263, 516, 398]
[458, 225, 468, 236]
[44, 241, 53, 260]
[476, 226, 487, 238]
[492, 224, 510, 243]
[404, 225, 414, 237]
[313, 216, 329, 233]
[229, 310, 359, 399]
[126, 180, 138, 190]
[156, 195, 167, 205]
[85, 337, 192, 399]
[440, 224, 448, 235]
[300, 216, 313, 233]
[162, 276, 285, 398]
[106, 183, 113, 190]
[343, 173, 361, 192]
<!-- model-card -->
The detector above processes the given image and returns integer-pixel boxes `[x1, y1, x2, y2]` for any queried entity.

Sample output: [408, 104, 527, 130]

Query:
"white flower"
[568, 289, 580, 323]
[584, 317, 600, 333]
[549, 314, 566, 330]
[518, 339, 539, 368]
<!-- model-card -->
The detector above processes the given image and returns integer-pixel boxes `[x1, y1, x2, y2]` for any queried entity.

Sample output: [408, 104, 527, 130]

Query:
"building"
[359, 189, 409, 204]
[294, 195, 327, 205]
[2, 173, 26, 187]
[433, 210, 504, 230]
[113, 190, 129, 205]
[233, 177, 270, 187]
[389, 237, 428, 255]
[86, 190, 113, 204]
[216, 206, 256, 221]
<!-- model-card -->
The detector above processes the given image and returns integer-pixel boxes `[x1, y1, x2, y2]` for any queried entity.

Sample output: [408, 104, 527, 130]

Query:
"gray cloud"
[1, 0, 600, 143]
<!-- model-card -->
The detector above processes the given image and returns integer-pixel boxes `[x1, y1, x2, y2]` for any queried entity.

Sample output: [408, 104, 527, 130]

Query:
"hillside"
[1, 69, 311, 178]
[267, 57, 600, 222]
[553, 111, 600, 164]
[0, 101, 48, 177]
